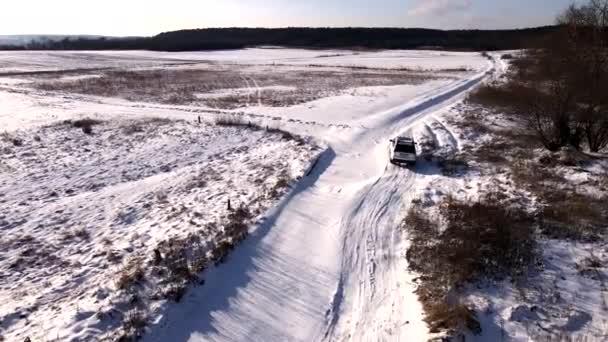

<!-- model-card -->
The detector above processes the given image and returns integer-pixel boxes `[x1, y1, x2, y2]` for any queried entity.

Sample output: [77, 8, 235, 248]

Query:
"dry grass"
[437, 154, 470, 176]
[404, 194, 538, 336]
[116, 258, 145, 290]
[511, 160, 607, 241]
[540, 191, 607, 241]
[423, 301, 481, 335]
[213, 115, 306, 145]
[466, 84, 528, 112]
[33, 66, 434, 109]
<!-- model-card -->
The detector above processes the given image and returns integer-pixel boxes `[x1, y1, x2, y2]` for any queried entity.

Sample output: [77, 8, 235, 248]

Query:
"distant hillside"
[0, 26, 560, 52]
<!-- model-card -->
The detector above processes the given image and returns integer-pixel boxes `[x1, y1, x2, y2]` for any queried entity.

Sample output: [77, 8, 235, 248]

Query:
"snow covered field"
[0, 49, 488, 74]
[3, 48, 601, 342]
[1, 117, 320, 341]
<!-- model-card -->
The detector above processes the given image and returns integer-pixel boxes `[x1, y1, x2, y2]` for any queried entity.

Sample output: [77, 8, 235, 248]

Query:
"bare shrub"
[154, 238, 199, 293]
[404, 194, 538, 336]
[120, 309, 147, 341]
[471, 1, 608, 153]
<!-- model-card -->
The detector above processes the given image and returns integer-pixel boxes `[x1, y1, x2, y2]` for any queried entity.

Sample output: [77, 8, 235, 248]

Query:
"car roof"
[396, 136, 415, 144]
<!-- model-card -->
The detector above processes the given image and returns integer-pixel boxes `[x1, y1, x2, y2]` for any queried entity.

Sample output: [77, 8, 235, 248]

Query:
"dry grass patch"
[404, 194, 538, 336]
[511, 160, 607, 241]
[33, 67, 436, 109]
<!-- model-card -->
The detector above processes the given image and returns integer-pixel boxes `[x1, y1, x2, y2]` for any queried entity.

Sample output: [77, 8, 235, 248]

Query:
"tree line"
[1, 26, 559, 52]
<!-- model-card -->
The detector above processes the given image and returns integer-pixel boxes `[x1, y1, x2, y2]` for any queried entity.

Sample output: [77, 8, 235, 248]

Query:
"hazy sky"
[0, 0, 575, 36]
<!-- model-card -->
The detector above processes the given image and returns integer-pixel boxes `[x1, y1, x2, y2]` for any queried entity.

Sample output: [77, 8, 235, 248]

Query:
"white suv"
[389, 136, 417, 166]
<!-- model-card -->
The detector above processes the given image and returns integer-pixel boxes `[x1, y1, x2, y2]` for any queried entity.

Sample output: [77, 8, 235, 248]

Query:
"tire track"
[322, 59, 496, 342]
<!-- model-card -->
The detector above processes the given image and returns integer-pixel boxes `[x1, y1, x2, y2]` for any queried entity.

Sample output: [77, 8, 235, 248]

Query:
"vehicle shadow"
[394, 158, 466, 179]
[143, 147, 337, 342]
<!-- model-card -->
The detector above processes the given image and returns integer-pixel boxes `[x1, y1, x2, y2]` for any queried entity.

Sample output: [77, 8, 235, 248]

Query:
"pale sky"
[0, 0, 575, 36]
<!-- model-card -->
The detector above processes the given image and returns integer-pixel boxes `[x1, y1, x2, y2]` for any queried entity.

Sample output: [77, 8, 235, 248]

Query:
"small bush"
[214, 115, 259, 129]
[72, 118, 102, 129]
[501, 54, 514, 60]
[70, 118, 101, 135]
[120, 309, 147, 341]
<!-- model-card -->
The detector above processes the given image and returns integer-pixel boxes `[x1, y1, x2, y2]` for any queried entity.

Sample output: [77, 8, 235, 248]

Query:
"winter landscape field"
[0, 45, 607, 342]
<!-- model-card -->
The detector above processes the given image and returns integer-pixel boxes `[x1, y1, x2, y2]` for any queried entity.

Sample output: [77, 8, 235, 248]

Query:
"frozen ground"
[7, 48, 590, 341]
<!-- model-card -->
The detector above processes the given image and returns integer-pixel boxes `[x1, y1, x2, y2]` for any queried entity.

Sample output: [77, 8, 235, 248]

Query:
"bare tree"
[509, 36, 580, 151]
[508, 0, 608, 152]
[559, 0, 608, 152]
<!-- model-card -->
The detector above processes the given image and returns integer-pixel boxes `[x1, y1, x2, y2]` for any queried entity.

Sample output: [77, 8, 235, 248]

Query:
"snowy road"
[143, 60, 493, 342]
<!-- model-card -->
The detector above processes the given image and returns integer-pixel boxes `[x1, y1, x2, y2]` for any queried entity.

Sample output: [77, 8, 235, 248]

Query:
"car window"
[395, 144, 416, 153]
